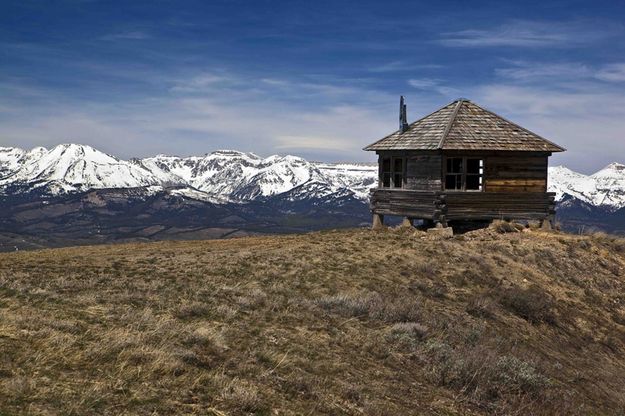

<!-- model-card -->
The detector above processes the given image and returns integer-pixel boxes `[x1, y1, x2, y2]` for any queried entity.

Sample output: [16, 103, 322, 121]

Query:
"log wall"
[483, 155, 548, 193]
[377, 151, 549, 193]
[370, 189, 555, 222]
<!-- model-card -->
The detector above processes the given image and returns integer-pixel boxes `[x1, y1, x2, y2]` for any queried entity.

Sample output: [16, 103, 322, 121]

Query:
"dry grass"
[0, 228, 625, 415]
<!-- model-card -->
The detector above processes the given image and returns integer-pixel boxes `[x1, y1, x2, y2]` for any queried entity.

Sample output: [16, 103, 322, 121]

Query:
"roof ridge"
[437, 99, 464, 149]
[465, 101, 566, 152]
[363, 98, 565, 153]
[363, 101, 458, 151]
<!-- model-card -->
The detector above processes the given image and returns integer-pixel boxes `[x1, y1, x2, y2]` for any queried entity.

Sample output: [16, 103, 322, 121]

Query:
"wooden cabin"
[363, 98, 565, 228]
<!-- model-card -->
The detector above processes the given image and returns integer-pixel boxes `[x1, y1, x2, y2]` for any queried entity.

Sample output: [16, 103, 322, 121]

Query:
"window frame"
[443, 156, 484, 192]
[380, 155, 406, 189]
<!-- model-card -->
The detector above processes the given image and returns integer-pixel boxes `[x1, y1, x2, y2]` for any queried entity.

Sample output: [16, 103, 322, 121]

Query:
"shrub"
[466, 295, 496, 319]
[491, 220, 524, 233]
[421, 340, 550, 404]
[386, 322, 428, 350]
[493, 355, 550, 394]
[316, 292, 420, 323]
[220, 379, 263, 412]
[499, 285, 557, 325]
[174, 302, 211, 319]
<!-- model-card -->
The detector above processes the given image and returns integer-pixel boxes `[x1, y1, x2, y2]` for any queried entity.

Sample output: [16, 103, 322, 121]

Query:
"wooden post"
[400, 217, 413, 228]
[372, 213, 385, 230]
[438, 215, 448, 228]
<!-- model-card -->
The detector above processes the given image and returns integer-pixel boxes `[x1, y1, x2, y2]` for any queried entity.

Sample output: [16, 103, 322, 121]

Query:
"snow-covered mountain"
[548, 163, 625, 212]
[0, 144, 160, 195]
[1, 143, 625, 247]
[2, 144, 624, 212]
[0, 144, 377, 202]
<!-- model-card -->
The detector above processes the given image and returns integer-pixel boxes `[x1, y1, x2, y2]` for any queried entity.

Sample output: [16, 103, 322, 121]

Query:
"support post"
[372, 213, 385, 230]
[540, 214, 554, 231]
[437, 215, 448, 228]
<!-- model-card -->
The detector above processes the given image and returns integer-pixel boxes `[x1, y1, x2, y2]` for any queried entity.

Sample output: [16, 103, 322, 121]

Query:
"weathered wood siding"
[442, 192, 555, 220]
[370, 189, 555, 222]
[484, 155, 548, 193]
[406, 154, 442, 191]
[370, 189, 440, 219]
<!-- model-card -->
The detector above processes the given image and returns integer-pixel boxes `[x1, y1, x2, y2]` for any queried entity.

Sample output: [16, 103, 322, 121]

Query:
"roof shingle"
[363, 99, 565, 152]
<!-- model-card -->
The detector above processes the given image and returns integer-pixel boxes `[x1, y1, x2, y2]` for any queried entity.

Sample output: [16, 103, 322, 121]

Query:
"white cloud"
[0, 74, 403, 162]
[169, 72, 233, 92]
[408, 78, 460, 97]
[2, 64, 624, 172]
[408, 78, 439, 89]
[439, 20, 610, 48]
[495, 60, 625, 85]
[368, 61, 443, 73]
[100, 31, 150, 41]
[495, 61, 592, 81]
[473, 84, 625, 173]
[596, 63, 625, 82]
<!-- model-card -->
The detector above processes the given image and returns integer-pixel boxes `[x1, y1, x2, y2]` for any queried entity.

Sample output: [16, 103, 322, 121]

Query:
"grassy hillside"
[1, 227, 625, 415]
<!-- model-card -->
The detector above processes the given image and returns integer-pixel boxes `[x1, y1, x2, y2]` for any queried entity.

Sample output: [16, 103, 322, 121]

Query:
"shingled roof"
[363, 99, 565, 152]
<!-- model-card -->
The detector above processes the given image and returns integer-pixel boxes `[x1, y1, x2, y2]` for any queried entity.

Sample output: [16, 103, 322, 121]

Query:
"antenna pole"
[399, 96, 408, 132]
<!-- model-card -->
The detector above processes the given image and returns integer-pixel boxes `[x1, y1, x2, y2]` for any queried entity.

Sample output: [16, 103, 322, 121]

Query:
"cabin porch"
[370, 188, 556, 227]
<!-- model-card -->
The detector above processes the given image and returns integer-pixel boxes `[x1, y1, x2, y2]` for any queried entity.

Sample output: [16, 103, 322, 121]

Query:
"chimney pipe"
[399, 96, 408, 132]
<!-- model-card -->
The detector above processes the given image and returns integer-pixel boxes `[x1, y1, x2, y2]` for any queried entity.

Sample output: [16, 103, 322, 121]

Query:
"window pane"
[393, 173, 403, 188]
[382, 158, 391, 172]
[445, 174, 461, 190]
[383, 172, 391, 187]
[454, 158, 463, 173]
[467, 158, 481, 174]
[447, 158, 462, 173]
[466, 175, 480, 190]
[445, 175, 454, 189]
[394, 158, 403, 173]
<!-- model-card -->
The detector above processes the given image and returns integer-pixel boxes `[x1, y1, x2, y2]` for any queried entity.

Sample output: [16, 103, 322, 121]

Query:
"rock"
[400, 217, 413, 228]
[427, 226, 454, 238]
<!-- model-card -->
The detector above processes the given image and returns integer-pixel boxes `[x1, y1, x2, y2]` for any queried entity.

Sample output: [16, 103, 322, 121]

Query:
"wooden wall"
[483, 154, 548, 193]
[406, 154, 442, 191]
[369, 188, 555, 222]
[377, 151, 441, 191]
[376, 151, 550, 193]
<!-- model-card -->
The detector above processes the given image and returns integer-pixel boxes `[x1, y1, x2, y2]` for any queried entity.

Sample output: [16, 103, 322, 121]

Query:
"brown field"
[1, 226, 625, 415]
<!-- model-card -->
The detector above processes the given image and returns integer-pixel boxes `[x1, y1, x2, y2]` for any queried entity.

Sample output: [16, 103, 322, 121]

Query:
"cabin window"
[445, 157, 484, 191]
[393, 158, 404, 188]
[382, 158, 391, 187]
[445, 158, 463, 190]
[380, 156, 405, 188]
[466, 158, 484, 190]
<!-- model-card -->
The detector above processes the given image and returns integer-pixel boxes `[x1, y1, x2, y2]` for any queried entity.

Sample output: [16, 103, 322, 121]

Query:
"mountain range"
[0, 143, 623, 250]
[0, 144, 376, 202]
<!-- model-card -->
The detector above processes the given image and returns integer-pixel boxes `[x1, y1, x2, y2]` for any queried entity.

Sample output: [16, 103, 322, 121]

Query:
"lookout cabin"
[363, 98, 565, 228]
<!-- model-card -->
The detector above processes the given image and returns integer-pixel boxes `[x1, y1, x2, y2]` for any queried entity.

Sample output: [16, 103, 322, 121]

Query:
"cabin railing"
[370, 188, 556, 222]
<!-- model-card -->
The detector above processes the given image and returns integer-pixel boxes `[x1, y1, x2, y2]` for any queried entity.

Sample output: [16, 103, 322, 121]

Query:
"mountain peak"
[209, 150, 261, 159]
[601, 162, 625, 171]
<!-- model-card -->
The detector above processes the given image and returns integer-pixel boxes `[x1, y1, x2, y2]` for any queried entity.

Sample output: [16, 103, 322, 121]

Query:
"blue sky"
[1, 0, 625, 172]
